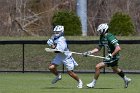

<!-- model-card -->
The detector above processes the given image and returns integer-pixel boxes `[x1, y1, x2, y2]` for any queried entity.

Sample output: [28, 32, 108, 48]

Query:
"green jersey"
[99, 33, 120, 58]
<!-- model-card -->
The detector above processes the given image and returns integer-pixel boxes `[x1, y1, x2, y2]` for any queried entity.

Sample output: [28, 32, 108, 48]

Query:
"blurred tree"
[52, 10, 82, 36]
[109, 12, 135, 36]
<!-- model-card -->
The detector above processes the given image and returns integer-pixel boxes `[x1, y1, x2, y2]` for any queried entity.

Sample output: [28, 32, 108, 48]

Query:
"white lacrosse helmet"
[97, 23, 109, 35]
[53, 25, 64, 38]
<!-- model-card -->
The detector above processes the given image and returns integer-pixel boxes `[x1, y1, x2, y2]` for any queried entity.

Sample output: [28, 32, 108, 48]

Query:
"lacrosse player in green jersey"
[83, 23, 131, 88]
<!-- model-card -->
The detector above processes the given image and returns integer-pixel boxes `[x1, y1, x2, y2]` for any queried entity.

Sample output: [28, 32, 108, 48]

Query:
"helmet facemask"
[53, 25, 64, 38]
[53, 31, 63, 37]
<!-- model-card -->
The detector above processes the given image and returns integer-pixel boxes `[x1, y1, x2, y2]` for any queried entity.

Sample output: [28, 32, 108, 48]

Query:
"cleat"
[124, 77, 131, 88]
[77, 80, 83, 89]
[51, 73, 62, 84]
[87, 82, 95, 88]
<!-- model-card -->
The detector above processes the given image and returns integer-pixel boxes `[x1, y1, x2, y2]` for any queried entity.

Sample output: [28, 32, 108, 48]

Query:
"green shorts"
[103, 57, 119, 67]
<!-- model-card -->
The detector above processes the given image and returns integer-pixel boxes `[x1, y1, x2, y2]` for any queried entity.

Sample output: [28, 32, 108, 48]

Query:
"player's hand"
[83, 51, 92, 57]
[104, 53, 112, 61]
[47, 39, 54, 46]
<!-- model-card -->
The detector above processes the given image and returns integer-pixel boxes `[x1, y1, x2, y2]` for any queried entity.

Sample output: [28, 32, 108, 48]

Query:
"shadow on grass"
[42, 86, 115, 90]
[92, 87, 114, 89]
[42, 86, 74, 89]
[84, 86, 116, 89]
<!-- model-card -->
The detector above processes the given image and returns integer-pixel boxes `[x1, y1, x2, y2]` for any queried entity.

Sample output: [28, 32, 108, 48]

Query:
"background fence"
[0, 40, 140, 73]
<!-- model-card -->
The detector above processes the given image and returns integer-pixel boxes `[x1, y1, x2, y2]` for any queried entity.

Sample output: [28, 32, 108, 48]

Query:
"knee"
[95, 65, 101, 70]
[48, 64, 55, 70]
[95, 62, 105, 70]
[67, 70, 72, 74]
[112, 68, 121, 73]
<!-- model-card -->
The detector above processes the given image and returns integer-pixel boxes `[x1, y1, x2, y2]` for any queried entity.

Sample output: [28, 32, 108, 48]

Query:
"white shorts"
[51, 54, 78, 71]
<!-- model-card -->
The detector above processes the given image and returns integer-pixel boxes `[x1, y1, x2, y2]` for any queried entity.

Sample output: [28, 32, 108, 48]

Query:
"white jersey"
[53, 36, 72, 57]
[51, 36, 78, 71]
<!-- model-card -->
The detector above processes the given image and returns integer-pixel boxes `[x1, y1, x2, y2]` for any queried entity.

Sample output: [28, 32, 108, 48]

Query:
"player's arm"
[47, 39, 56, 49]
[105, 37, 121, 60]
[47, 38, 61, 53]
[83, 45, 102, 56]
[110, 36, 121, 56]
[90, 46, 101, 54]
[112, 44, 121, 56]
[49, 44, 56, 49]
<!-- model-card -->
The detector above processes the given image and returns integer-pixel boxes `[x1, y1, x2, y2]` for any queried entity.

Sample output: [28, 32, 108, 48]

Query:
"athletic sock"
[78, 79, 82, 83]
[92, 79, 96, 84]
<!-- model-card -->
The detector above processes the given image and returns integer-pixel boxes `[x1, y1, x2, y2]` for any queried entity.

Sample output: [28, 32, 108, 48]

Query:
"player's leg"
[67, 70, 83, 88]
[94, 62, 106, 80]
[67, 70, 79, 81]
[48, 54, 64, 84]
[112, 66, 131, 88]
[64, 56, 83, 88]
[48, 64, 62, 84]
[48, 64, 58, 75]
[87, 62, 107, 88]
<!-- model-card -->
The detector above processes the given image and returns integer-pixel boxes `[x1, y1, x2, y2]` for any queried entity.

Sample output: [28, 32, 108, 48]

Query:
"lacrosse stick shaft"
[87, 55, 105, 59]
[70, 52, 105, 59]
[45, 48, 105, 59]
[70, 51, 83, 55]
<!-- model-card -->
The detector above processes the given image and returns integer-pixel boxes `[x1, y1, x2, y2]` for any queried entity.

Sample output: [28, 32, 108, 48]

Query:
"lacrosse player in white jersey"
[47, 25, 83, 88]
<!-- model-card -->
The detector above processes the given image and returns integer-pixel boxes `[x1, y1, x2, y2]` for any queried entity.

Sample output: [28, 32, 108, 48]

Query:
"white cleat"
[87, 82, 95, 88]
[51, 73, 62, 84]
[77, 80, 83, 89]
[124, 77, 131, 88]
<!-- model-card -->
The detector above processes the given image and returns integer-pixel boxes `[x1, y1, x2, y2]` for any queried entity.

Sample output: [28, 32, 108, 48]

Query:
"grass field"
[0, 73, 139, 93]
[0, 36, 139, 93]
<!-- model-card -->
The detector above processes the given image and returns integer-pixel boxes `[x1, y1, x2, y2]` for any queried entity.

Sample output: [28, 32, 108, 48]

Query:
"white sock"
[123, 76, 127, 80]
[78, 79, 82, 83]
[92, 79, 96, 84]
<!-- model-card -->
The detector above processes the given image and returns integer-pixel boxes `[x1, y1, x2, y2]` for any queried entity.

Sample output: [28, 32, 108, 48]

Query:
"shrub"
[109, 12, 135, 36]
[52, 11, 82, 36]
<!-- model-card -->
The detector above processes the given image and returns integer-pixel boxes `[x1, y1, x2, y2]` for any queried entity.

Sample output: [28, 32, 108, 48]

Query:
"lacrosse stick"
[45, 48, 105, 59]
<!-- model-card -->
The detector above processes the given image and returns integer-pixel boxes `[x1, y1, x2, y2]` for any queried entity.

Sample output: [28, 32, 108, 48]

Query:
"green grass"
[0, 73, 139, 93]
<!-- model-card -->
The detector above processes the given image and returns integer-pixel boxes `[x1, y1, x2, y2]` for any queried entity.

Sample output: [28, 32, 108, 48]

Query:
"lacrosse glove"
[83, 51, 92, 57]
[47, 39, 54, 46]
[104, 53, 112, 61]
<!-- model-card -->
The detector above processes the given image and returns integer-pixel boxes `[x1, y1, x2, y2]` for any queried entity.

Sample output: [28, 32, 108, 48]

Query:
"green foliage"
[109, 12, 135, 36]
[52, 11, 82, 36]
